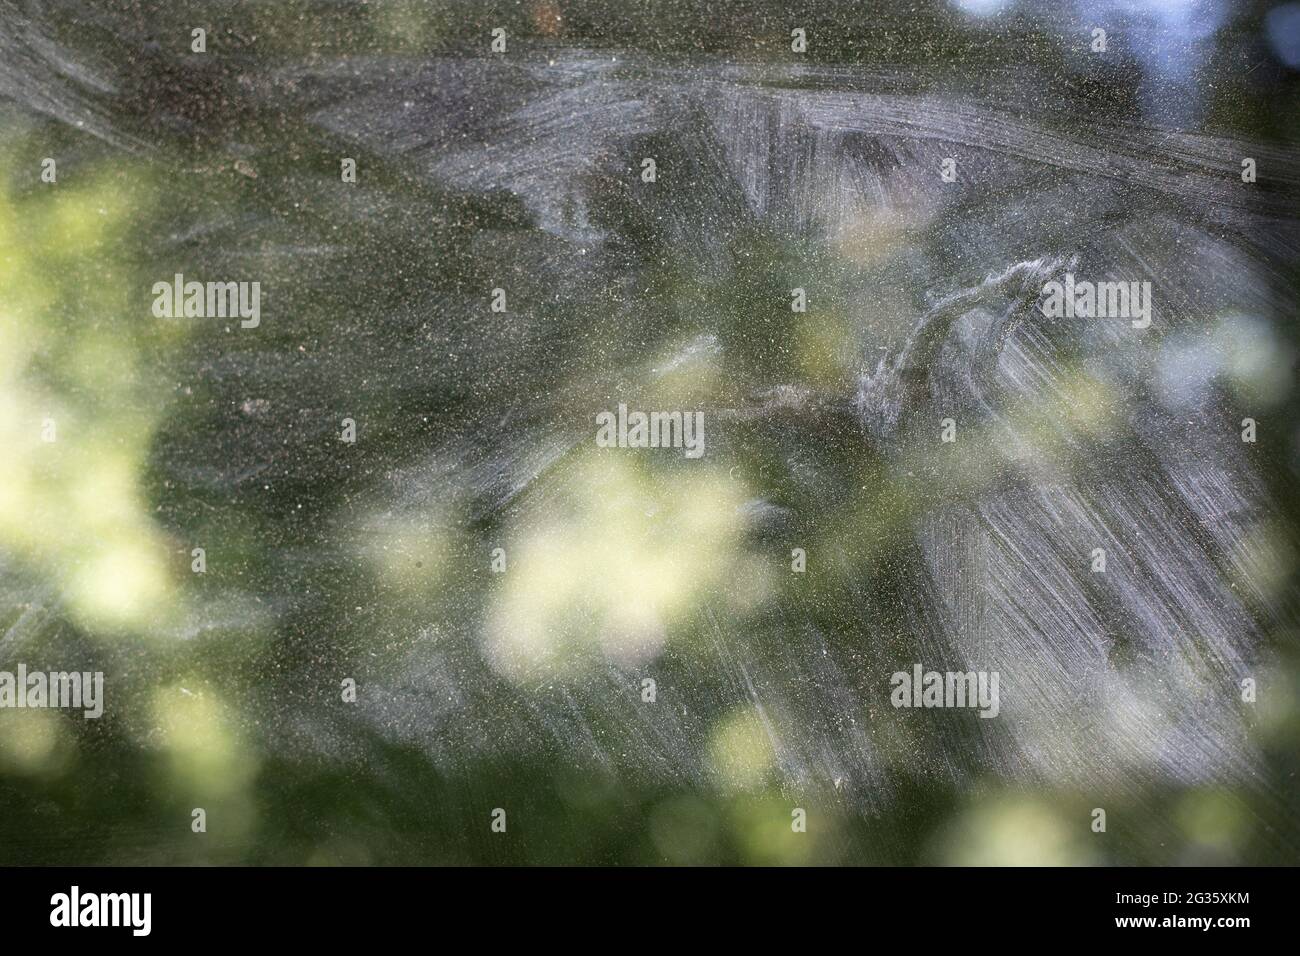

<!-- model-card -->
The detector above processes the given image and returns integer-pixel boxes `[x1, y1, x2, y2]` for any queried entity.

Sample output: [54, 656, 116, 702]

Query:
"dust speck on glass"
[1, 0, 1298, 865]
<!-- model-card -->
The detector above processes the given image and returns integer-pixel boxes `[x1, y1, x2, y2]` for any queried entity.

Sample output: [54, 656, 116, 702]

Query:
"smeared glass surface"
[1, 0, 1298, 864]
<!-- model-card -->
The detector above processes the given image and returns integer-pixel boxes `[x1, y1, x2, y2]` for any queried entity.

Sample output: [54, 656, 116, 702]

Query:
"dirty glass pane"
[1, 0, 1298, 865]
